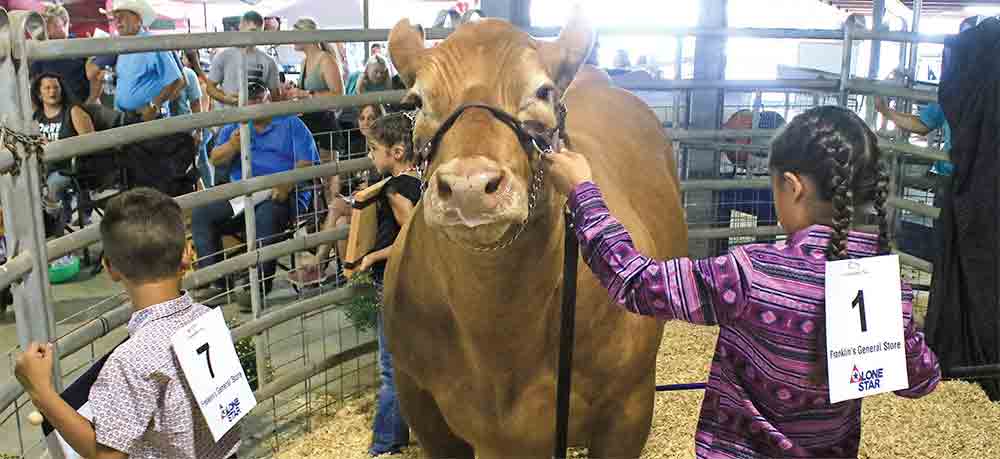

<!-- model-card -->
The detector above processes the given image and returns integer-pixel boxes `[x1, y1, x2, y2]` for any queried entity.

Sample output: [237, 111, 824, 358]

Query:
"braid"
[825, 143, 855, 261]
[874, 162, 891, 255]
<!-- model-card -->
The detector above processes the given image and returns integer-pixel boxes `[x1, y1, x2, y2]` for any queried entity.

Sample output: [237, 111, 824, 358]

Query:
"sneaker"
[287, 264, 327, 287]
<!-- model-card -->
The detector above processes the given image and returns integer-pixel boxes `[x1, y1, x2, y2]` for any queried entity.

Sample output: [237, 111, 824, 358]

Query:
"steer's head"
[389, 11, 593, 249]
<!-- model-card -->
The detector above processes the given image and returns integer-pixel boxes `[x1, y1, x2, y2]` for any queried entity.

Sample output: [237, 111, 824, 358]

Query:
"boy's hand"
[14, 342, 55, 399]
[542, 149, 593, 197]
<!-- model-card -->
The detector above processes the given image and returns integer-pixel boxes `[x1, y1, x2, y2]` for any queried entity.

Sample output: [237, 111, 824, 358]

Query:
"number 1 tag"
[172, 307, 257, 441]
[825, 255, 909, 403]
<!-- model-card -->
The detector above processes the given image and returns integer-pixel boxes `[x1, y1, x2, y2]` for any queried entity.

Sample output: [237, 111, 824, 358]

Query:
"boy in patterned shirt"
[15, 188, 240, 459]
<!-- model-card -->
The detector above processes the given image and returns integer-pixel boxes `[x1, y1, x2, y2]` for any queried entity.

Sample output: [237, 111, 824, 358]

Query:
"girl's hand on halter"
[543, 148, 593, 197]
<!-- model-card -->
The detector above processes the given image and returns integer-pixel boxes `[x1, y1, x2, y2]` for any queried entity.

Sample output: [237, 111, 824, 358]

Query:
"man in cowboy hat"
[86, 0, 186, 121]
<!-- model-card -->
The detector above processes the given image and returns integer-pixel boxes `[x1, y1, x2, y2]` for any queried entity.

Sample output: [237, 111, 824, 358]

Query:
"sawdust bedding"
[274, 322, 1000, 459]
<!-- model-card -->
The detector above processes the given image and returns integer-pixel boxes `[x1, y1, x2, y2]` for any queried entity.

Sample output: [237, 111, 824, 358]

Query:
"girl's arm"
[568, 182, 748, 325]
[893, 286, 941, 398]
[362, 191, 416, 269]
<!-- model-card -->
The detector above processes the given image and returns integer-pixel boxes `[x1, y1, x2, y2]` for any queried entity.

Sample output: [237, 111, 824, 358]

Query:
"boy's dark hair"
[769, 105, 889, 260]
[242, 11, 264, 28]
[370, 112, 416, 163]
[30, 72, 79, 111]
[100, 188, 186, 283]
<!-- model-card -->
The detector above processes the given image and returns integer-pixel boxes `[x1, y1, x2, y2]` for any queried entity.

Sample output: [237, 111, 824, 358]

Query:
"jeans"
[369, 311, 409, 456]
[196, 129, 215, 188]
[44, 171, 73, 237]
[192, 198, 293, 292]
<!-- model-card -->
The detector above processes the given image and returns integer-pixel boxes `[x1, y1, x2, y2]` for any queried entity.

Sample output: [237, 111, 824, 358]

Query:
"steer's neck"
[441, 205, 566, 329]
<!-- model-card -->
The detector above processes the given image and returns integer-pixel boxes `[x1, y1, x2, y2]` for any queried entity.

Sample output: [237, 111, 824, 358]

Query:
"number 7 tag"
[172, 307, 257, 441]
[824, 255, 909, 404]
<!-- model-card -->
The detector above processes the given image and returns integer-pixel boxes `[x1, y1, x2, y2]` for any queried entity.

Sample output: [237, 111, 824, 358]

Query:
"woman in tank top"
[287, 17, 345, 162]
[31, 73, 95, 234]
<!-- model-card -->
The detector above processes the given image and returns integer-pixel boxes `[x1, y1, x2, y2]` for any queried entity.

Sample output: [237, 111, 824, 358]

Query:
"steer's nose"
[433, 157, 509, 226]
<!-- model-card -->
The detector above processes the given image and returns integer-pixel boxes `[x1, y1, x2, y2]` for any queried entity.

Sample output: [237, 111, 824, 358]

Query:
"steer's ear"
[389, 19, 427, 88]
[538, 6, 595, 93]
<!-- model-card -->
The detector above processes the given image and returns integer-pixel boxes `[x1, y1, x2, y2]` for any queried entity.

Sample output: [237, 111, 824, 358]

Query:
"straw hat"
[103, 0, 157, 28]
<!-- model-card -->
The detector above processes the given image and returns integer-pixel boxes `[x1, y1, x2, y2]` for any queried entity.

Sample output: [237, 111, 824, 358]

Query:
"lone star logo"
[849, 365, 862, 384]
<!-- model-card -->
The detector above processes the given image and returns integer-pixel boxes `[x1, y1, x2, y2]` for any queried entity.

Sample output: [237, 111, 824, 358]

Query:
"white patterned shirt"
[88, 293, 241, 458]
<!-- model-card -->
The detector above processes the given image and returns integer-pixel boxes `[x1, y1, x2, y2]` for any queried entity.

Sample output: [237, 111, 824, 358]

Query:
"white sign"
[172, 307, 257, 441]
[825, 255, 909, 404]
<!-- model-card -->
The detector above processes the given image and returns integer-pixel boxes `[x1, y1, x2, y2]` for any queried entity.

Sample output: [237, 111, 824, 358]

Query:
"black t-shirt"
[371, 174, 422, 281]
[34, 107, 77, 171]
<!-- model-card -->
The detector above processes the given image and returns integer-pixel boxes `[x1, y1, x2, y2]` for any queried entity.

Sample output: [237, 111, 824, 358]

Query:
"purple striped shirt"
[568, 182, 940, 459]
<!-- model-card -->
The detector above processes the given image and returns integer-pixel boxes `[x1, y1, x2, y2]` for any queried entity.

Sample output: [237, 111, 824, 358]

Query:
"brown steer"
[383, 10, 687, 459]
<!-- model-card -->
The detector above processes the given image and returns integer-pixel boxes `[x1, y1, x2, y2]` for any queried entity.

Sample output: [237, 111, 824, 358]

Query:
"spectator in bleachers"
[347, 55, 391, 95]
[192, 82, 320, 311]
[204, 11, 283, 108]
[286, 17, 346, 163]
[32, 72, 95, 247]
[31, 3, 95, 105]
[85, 0, 186, 121]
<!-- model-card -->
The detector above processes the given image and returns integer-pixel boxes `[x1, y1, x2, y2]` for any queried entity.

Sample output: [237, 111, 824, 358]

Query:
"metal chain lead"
[1, 124, 47, 178]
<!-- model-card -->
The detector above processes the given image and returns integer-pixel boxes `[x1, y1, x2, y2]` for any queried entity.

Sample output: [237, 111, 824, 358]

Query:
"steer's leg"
[395, 369, 475, 459]
[587, 381, 655, 459]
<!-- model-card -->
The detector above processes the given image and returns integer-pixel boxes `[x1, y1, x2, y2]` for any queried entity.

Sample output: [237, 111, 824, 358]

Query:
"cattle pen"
[0, 0, 998, 457]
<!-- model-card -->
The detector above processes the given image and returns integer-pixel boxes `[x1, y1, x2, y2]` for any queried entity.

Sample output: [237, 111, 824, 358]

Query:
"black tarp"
[926, 17, 1000, 401]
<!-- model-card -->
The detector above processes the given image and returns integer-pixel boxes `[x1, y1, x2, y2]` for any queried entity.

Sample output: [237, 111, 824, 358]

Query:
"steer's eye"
[535, 85, 555, 102]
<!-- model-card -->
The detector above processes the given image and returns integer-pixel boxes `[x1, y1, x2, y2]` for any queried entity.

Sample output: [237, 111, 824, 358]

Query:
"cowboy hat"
[101, 0, 157, 28]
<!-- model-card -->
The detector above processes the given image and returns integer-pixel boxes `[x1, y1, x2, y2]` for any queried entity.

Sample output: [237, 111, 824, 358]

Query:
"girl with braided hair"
[543, 105, 940, 458]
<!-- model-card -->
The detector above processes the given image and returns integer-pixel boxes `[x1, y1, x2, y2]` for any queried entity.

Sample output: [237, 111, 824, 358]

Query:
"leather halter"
[411, 101, 569, 252]
[415, 102, 569, 174]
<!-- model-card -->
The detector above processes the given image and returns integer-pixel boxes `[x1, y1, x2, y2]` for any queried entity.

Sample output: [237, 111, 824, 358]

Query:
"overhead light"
[965, 5, 1000, 15]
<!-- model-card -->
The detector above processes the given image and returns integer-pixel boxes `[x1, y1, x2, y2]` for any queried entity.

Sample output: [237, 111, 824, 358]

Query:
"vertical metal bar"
[839, 23, 854, 107]
[673, 37, 683, 128]
[363, 0, 371, 63]
[8, 11, 62, 389]
[238, 50, 269, 386]
[866, 0, 885, 125]
[907, 0, 923, 85]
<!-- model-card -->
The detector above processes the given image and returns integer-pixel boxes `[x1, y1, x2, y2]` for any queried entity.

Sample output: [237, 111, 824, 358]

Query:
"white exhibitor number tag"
[825, 255, 909, 403]
[172, 307, 257, 441]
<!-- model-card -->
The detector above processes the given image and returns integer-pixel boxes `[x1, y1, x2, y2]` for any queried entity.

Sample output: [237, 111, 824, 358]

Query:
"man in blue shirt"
[192, 83, 320, 310]
[876, 98, 951, 258]
[90, 0, 185, 121]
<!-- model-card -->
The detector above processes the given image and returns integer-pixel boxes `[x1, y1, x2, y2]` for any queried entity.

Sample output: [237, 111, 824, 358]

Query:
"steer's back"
[563, 79, 687, 261]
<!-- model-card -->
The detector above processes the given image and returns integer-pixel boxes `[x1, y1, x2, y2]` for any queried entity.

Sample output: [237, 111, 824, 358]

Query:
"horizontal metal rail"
[0, 158, 372, 290]
[24, 29, 457, 60]
[669, 129, 779, 140]
[680, 178, 769, 191]
[232, 286, 370, 341]
[254, 340, 378, 401]
[182, 227, 348, 290]
[21, 26, 950, 62]
[45, 91, 405, 162]
[621, 79, 838, 92]
[877, 139, 949, 162]
[846, 78, 937, 103]
[888, 196, 940, 219]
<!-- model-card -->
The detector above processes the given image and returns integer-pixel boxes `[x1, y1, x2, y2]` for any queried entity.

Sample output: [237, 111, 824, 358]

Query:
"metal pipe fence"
[0, 11, 953, 457]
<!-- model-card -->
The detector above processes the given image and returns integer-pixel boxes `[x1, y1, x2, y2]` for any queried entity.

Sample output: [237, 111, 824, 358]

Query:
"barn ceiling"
[825, 0, 1000, 14]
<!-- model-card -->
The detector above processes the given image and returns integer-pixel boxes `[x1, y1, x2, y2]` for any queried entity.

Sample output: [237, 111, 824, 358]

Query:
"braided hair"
[770, 106, 890, 387]
[770, 105, 889, 259]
